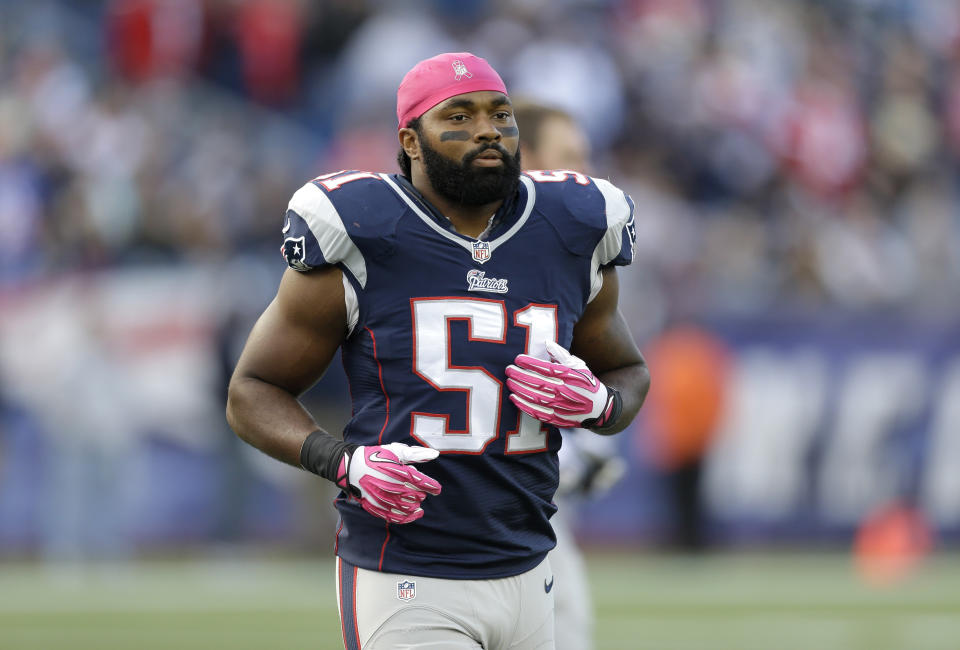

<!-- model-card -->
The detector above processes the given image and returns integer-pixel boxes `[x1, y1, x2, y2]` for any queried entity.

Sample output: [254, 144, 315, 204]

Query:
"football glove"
[336, 443, 442, 525]
[506, 340, 622, 430]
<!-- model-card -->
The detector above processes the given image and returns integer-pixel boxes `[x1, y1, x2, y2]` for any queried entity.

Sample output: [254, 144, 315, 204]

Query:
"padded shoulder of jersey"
[283, 172, 404, 286]
[526, 171, 630, 259]
[311, 171, 406, 240]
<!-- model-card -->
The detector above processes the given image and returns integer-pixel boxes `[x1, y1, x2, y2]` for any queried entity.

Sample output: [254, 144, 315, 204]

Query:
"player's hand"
[506, 340, 622, 430]
[336, 443, 442, 524]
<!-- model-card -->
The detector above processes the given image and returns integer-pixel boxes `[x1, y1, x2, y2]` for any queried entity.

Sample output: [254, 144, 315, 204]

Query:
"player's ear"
[399, 128, 420, 161]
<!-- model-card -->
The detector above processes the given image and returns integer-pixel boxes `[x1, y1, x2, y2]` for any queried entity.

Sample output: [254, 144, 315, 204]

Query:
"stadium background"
[1, 0, 958, 648]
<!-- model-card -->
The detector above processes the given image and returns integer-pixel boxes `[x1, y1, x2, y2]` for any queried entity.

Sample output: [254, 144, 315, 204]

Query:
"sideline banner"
[581, 314, 960, 543]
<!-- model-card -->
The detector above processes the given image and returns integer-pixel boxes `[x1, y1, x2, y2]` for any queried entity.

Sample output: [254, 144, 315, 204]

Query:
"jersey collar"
[387, 174, 533, 245]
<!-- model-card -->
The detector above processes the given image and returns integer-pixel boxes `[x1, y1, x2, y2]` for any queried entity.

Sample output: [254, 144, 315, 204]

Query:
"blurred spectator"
[509, 31, 625, 149]
[233, 0, 302, 106]
[106, 0, 204, 82]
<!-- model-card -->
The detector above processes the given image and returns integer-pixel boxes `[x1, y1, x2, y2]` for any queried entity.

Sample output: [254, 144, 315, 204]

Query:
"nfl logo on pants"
[397, 580, 416, 602]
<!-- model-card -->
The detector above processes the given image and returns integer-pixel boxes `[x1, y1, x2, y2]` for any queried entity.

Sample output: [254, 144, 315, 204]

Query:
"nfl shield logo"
[472, 241, 491, 264]
[397, 580, 416, 602]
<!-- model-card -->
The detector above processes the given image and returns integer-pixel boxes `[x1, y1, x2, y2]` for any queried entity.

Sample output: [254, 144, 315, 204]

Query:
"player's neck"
[412, 179, 504, 239]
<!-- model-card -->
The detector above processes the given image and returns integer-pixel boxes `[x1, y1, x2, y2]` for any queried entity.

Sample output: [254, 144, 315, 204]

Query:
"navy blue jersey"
[282, 169, 635, 578]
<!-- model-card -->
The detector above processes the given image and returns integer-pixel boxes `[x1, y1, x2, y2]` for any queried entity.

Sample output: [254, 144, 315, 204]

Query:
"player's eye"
[494, 112, 511, 120]
[449, 114, 468, 122]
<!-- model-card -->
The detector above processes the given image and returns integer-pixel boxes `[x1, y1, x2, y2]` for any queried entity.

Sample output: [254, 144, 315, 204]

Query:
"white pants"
[548, 504, 594, 650]
[335, 556, 555, 650]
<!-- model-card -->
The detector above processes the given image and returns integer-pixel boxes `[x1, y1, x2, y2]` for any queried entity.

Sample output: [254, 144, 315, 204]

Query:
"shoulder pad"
[526, 171, 634, 265]
[282, 172, 404, 287]
[591, 177, 635, 267]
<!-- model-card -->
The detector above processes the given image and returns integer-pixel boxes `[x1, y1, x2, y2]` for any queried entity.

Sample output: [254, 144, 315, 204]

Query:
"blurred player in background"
[641, 324, 730, 551]
[227, 52, 649, 649]
[513, 100, 628, 650]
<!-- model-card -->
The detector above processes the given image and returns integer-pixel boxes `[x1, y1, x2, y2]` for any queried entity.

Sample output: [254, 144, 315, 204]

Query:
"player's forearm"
[594, 361, 650, 435]
[225, 375, 322, 467]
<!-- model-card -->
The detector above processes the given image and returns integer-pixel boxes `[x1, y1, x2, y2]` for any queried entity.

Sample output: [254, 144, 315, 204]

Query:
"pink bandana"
[397, 52, 508, 128]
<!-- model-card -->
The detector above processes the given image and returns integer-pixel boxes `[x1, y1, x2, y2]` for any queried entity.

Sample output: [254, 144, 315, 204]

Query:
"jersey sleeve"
[591, 177, 636, 269]
[525, 172, 637, 302]
[281, 180, 368, 335]
[281, 181, 368, 288]
[586, 177, 636, 302]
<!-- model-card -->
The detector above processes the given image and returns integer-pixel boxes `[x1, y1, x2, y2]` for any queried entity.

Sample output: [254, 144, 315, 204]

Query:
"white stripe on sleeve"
[587, 178, 634, 302]
[288, 183, 368, 288]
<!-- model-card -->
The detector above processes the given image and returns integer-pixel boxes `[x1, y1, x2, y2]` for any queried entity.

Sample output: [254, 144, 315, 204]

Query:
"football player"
[227, 52, 650, 650]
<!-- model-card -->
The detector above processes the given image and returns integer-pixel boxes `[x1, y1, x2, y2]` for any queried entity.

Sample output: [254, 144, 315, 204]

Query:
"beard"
[420, 138, 521, 206]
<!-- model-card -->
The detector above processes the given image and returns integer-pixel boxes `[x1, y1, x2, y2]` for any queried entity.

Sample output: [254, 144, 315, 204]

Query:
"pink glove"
[336, 443, 442, 524]
[506, 340, 621, 430]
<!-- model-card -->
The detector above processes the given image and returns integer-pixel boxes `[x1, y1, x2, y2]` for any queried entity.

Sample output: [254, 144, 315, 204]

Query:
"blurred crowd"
[2, 0, 960, 557]
[2, 0, 960, 331]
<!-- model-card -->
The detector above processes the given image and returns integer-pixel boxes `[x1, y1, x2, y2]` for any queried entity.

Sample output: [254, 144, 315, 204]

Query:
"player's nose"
[473, 116, 502, 142]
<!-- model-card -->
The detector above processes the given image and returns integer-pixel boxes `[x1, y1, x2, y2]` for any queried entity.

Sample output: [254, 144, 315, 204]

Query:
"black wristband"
[583, 385, 623, 433]
[299, 429, 358, 485]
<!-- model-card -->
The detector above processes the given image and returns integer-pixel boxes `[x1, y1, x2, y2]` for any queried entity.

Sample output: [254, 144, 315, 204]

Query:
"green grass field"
[1, 551, 958, 649]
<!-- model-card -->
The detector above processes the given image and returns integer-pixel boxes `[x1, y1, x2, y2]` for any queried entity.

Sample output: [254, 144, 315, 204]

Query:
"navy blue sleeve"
[589, 177, 636, 268]
[280, 178, 369, 289]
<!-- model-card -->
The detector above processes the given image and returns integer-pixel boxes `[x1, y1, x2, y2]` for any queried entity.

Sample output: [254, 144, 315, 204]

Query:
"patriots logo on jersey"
[397, 580, 416, 601]
[282, 236, 312, 271]
[472, 241, 491, 263]
[466, 269, 508, 294]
